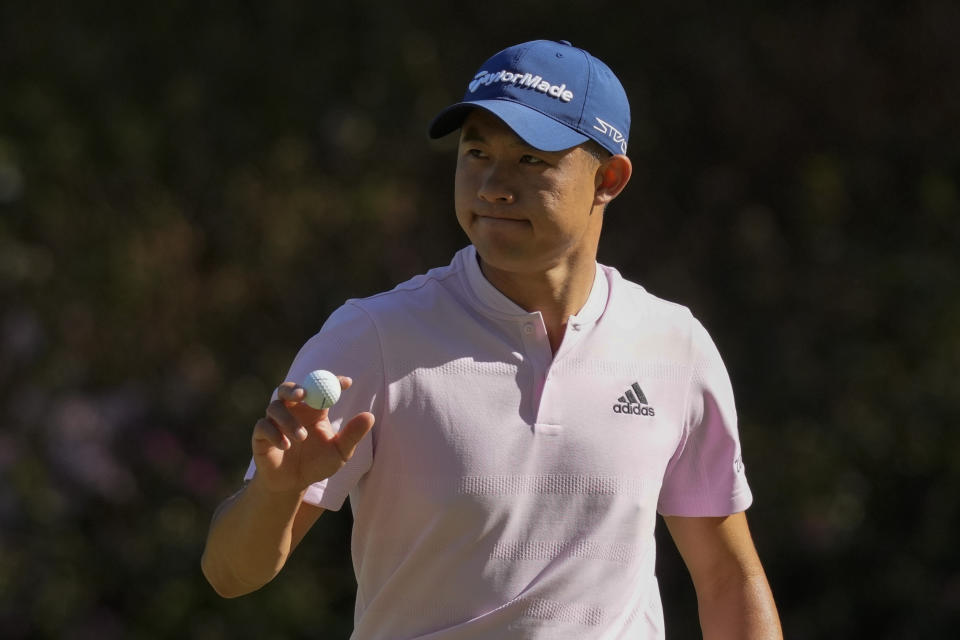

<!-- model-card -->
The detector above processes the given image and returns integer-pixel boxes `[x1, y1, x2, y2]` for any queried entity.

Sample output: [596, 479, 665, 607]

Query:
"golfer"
[202, 39, 783, 639]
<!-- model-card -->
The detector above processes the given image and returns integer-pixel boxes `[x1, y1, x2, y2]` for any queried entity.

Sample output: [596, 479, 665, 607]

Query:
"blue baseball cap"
[428, 40, 630, 156]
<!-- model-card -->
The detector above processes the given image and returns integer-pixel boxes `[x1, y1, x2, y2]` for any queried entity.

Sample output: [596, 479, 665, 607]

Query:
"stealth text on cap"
[469, 69, 575, 103]
[593, 117, 628, 154]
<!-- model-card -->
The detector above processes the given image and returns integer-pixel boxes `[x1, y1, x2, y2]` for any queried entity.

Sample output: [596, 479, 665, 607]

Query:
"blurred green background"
[1, 1, 958, 637]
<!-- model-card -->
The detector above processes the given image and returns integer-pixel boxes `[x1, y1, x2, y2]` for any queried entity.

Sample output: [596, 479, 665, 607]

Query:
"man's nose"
[477, 164, 516, 204]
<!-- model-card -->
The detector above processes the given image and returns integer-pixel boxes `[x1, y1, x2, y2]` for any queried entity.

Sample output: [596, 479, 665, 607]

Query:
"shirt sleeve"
[657, 317, 753, 517]
[244, 301, 384, 511]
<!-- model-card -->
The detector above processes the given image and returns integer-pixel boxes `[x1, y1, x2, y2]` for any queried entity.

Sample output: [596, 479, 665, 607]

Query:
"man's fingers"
[263, 374, 361, 455]
[265, 400, 309, 442]
[334, 412, 375, 461]
[253, 417, 290, 452]
[277, 381, 305, 404]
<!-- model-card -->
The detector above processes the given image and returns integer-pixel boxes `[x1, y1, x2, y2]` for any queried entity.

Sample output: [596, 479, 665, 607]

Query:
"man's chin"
[473, 245, 543, 277]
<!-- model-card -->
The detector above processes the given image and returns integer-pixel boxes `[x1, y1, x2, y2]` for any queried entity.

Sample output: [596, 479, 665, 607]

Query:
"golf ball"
[301, 369, 341, 410]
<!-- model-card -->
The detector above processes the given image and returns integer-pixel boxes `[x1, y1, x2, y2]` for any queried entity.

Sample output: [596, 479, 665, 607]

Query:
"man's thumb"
[335, 412, 375, 460]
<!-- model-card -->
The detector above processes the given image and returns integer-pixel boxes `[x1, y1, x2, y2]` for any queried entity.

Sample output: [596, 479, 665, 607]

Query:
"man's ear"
[594, 154, 633, 206]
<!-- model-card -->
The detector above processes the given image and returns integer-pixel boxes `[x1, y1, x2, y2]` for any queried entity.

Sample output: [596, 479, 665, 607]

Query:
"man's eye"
[467, 148, 486, 158]
[520, 154, 544, 165]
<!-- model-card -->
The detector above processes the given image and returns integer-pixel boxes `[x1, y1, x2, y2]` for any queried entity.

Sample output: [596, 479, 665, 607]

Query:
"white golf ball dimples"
[301, 369, 341, 410]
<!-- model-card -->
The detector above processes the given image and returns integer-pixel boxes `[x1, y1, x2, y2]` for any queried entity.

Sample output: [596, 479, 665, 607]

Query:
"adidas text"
[613, 403, 655, 416]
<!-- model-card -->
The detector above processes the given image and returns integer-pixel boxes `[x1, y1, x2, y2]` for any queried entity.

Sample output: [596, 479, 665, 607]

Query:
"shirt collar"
[459, 245, 609, 324]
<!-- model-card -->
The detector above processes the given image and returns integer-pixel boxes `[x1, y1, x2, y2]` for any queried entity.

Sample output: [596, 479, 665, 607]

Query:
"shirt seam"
[356, 256, 466, 304]
[678, 309, 697, 471]
[344, 300, 389, 425]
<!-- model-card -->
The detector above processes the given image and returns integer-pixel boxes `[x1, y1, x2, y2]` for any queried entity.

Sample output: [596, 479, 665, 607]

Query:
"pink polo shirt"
[249, 245, 752, 639]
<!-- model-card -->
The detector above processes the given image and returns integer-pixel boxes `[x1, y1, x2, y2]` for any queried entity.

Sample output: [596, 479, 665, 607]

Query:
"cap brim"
[428, 100, 589, 152]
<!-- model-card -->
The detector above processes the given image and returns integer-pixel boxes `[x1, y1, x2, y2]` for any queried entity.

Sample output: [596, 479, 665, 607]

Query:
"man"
[202, 40, 783, 639]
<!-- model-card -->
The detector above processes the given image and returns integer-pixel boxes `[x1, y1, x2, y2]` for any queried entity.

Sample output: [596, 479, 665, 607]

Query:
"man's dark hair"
[584, 139, 613, 161]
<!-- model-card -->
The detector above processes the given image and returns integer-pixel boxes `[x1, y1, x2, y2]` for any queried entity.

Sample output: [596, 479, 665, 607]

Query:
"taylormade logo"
[469, 69, 575, 103]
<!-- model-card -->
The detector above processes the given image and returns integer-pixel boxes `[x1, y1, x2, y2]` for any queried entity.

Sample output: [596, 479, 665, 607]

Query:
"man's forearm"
[698, 570, 783, 640]
[201, 477, 306, 598]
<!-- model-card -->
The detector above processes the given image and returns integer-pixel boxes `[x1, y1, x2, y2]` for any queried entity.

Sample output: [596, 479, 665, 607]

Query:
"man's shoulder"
[342, 252, 467, 318]
[314, 254, 466, 348]
[602, 264, 695, 323]
[602, 266, 731, 371]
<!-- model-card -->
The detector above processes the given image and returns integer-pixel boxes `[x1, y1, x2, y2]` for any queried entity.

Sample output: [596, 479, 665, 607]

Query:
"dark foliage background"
[1, 1, 958, 637]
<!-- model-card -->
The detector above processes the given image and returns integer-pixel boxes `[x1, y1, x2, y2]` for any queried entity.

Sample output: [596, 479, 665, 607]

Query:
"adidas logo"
[612, 382, 655, 416]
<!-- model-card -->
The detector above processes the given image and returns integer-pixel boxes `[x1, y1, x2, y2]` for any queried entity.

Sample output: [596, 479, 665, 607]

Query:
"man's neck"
[478, 254, 597, 354]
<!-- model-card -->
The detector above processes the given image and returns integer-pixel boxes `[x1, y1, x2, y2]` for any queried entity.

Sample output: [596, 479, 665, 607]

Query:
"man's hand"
[251, 376, 375, 494]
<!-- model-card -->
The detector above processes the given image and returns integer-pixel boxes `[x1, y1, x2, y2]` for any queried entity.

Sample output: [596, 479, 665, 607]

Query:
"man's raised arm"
[201, 377, 374, 597]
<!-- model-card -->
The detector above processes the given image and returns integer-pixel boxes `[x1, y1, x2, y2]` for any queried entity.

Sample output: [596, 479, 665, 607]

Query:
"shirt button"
[571, 323, 581, 331]
[523, 323, 535, 335]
